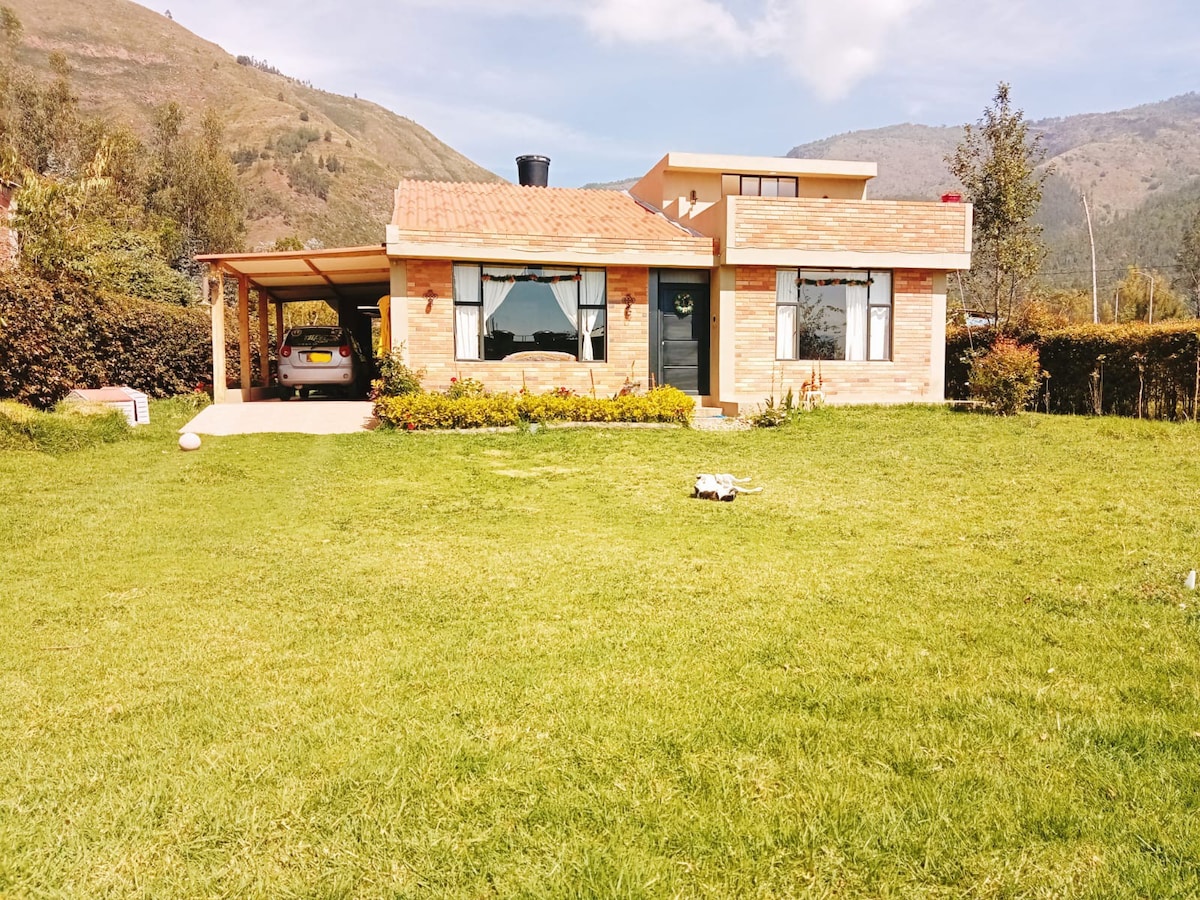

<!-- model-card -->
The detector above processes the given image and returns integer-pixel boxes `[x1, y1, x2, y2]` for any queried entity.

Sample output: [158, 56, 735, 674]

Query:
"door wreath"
[673, 293, 695, 317]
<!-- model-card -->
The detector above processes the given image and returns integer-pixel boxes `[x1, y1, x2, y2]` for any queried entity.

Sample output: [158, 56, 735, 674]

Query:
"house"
[198, 152, 971, 411]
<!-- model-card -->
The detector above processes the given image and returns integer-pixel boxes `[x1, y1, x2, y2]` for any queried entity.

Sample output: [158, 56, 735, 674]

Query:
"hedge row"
[375, 387, 695, 430]
[0, 272, 220, 409]
[947, 322, 1200, 418]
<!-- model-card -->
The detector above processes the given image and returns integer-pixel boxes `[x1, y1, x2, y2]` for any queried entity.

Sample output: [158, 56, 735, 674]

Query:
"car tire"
[299, 387, 310, 400]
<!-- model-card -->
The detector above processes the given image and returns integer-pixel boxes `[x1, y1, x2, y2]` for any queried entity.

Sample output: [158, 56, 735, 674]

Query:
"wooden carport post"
[274, 302, 285, 353]
[209, 268, 227, 404]
[256, 287, 270, 389]
[238, 275, 252, 401]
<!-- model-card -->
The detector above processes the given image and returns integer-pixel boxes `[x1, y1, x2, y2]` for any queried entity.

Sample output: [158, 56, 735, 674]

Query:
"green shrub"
[968, 337, 1042, 415]
[375, 393, 519, 430]
[0, 271, 215, 409]
[374, 385, 694, 430]
[0, 400, 130, 453]
[372, 349, 425, 399]
[445, 376, 487, 399]
[948, 322, 1200, 418]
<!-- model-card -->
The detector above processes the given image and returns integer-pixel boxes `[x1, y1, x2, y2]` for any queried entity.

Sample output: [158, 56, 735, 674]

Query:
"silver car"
[278, 326, 368, 399]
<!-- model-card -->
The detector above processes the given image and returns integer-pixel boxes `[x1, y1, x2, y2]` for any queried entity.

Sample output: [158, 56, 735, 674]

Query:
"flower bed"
[373, 381, 694, 431]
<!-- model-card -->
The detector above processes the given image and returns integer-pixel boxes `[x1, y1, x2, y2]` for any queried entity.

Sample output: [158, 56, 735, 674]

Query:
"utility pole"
[1083, 194, 1098, 323]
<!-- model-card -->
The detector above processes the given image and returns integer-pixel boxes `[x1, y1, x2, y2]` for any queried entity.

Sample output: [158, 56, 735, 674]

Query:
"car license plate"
[307, 351, 332, 363]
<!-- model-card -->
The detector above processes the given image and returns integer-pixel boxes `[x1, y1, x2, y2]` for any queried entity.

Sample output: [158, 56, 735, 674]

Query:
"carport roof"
[195, 245, 390, 303]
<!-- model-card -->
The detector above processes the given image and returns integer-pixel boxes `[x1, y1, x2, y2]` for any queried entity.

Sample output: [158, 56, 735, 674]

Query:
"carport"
[196, 246, 391, 402]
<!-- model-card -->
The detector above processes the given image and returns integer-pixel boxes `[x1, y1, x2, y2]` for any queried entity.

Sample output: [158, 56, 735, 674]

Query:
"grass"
[0, 400, 132, 453]
[1, 403, 1199, 897]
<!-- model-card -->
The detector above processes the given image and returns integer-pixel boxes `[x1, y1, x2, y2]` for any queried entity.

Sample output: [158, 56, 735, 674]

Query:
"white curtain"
[453, 264, 482, 359]
[579, 269, 606, 361]
[544, 267, 580, 334]
[869, 306, 890, 360]
[845, 283, 868, 361]
[775, 269, 797, 359]
[482, 267, 519, 335]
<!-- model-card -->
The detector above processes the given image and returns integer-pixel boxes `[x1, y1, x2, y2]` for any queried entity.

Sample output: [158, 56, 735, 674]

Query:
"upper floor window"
[453, 264, 607, 362]
[775, 268, 892, 361]
[739, 176, 798, 198]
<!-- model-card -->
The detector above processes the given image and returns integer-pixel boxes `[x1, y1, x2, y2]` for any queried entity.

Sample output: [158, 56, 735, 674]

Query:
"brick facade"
[731, 197, 969, 255]
[732, 267, 938, 405]
[403, 260, 651, 396]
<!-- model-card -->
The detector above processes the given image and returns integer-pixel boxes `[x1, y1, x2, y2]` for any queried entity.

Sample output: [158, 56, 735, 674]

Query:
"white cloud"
[574, 0, 928, 100]
[753, 0, 927, 99]
[582, 0, 750, 53]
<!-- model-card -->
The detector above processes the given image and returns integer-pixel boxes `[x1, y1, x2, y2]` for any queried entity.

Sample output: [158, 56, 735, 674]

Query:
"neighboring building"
[199, 153, 971, 410]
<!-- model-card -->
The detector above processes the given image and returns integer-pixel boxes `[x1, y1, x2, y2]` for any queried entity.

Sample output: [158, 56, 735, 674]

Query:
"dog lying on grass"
[693, 473, 762, 501]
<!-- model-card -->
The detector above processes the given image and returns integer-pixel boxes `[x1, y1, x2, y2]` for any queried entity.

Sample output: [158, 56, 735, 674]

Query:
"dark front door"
[654, 283, 709, 395]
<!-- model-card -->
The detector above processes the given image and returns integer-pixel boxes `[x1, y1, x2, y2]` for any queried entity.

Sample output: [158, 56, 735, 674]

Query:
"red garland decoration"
[797, 277, 873, 287]
[482, 273, 582, 284]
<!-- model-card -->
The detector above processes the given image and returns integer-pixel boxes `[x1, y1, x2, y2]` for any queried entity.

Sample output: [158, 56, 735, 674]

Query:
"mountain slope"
[7, 0, 502, 248]
[787, 94, 1200, 223]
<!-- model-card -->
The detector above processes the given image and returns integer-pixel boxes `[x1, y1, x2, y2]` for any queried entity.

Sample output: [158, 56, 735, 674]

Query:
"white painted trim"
[387, 239, 713, 269]
[930, 274, 948, 401]
[723, 248, 972, 271]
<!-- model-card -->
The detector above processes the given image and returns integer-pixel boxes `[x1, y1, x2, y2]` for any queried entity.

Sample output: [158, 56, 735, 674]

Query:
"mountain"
[6, 0, 502, 248]
[787, 94, 1200, 221]
[786, 94, 1200, 291]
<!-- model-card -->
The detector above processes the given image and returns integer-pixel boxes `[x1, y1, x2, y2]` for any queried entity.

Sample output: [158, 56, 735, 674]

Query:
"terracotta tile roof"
[392, 181, 698, 244]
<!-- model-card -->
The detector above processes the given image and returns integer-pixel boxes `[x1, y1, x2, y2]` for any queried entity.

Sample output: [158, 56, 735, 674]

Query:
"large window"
[775, 269, 892, 361]
[453, 264, 607, 361]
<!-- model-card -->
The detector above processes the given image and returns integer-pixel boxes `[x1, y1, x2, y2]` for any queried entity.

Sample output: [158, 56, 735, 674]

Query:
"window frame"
[775, 268, 893, 362]
[452, 263, 608, 363]
[738, 175, 798, 198]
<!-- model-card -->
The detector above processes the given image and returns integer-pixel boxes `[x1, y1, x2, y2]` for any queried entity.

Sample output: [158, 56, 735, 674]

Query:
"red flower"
[406, 422, 415, 430]
[450, 377, 457, 383]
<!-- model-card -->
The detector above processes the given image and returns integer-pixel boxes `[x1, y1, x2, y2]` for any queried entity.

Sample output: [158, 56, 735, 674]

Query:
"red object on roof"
[941, 192, 963, 203]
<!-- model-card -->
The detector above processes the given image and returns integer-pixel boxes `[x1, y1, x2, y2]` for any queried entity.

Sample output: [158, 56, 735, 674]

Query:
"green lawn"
[2, 404, 1199, 898]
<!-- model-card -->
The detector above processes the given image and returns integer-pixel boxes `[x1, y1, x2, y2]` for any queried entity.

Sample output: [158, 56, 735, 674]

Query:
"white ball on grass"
[179, 432, 202, 451]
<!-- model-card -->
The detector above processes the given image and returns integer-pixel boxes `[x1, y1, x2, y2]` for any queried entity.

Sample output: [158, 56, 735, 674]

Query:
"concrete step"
[692, 406, 724, 419]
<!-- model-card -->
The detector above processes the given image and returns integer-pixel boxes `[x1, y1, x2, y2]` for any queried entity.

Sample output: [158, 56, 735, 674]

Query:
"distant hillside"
[786, 94, 1200, 223]
[7, 0, 501, 248]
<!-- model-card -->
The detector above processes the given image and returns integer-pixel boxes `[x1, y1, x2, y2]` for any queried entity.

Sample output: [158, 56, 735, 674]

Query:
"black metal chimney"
[516, 155, 550, 187]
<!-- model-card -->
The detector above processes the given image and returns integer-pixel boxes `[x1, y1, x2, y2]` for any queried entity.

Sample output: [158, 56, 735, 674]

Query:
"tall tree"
[947, 83, 1049, 327]
[1178, 207, 1200, 317]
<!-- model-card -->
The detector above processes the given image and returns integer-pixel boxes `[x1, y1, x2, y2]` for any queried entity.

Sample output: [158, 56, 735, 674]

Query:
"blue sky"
[142, 0, 1200, 186]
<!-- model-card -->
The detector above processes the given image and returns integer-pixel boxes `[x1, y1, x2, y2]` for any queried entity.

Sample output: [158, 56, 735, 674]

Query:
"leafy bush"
[375, 393, 520, 430]
[948, 323, 1200, 418]
[286, 155, 331, 199]
[371, 349, 425, 399]
[968, 337, 1042, 415]
[0, 400, 130, 453]
[445, 376, 487, 399]
[0, 271, 215, 409]
[374, 385, 694, 430]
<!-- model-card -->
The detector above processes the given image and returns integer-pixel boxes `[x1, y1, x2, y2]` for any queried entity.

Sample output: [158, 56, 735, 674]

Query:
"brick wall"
[403, 261, 651, 395]
[733, 267, 938, 405]
[731, 197, 969, 256]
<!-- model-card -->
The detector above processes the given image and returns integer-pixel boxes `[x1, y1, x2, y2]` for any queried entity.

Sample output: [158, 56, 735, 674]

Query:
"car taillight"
[339, 345, 351, 358]
[280, 345, 292, 358]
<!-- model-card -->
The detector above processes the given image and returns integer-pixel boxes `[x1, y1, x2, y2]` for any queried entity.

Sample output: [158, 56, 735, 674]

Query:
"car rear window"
[285, 328, 345, 347]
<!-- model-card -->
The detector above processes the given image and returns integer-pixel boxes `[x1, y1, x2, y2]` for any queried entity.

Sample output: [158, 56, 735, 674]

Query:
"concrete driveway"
[181, 400, 376, 436]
